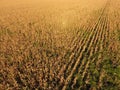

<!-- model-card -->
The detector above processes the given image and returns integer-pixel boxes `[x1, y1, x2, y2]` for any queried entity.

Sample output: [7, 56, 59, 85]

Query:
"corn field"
[0, 0, 120, 90]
